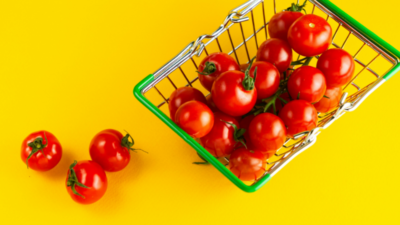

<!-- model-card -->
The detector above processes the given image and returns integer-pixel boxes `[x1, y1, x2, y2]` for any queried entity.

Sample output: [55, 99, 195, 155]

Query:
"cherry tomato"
[317, 48, 355, 87]
[279, 100, 318, 138]
[175, 101, 214, 138]
[89, 129, 141, 172]
[197, 52, 240, 91]
[249, 113, 286, 154]
[287, 66, 327, 103]
[256, 38, 293, 73]
[239, 115, 255, 147]
[314, 86, 343, 113]
[199, 112, 239, 157]
[206, 94, 218, 112]
[269, 11, 304, 41]
[249, 61, 280, 100]
[273, 92, 291, 114]
[212, 70, 257, 117]
[66, 160, 108, 204]
[169, 87, 207, 122]
[21, 131, 62, 171]
[288, 14, 332, 57]
[240, 63, 249, 72]
[229, 148, 267, 181]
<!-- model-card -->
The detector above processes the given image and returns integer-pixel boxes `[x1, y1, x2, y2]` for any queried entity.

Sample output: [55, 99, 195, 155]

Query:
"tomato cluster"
[170, 0, 354, 182]
[21, 129, 144, 204]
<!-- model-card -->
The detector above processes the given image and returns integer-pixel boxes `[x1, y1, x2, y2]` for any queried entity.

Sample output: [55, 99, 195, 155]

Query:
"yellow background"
[1, 0, 400, 224]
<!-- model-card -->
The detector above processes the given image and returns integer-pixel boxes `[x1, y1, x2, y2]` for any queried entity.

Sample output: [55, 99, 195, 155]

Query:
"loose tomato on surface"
[199, 112, 240, 157]
[175, 101, 214, 138]
[90, 129, 143, 172]
[197, 52, 240, 91]
[288, 14, 332, 57]
[249, 61, 280, 100]
[317, 48, 355, 87]
[279, 100, 318, 138]
[21, 131, 62, 171]
[256, 38, 293, 73]
[229, 148, 267, 181]
[287, 66, 327, 103]
[66, 160, 108, 204]
[169, 87, 207, 122]
[249, 113, 286, 154]
[211, 70, 257, 117]
[314, 86, 343, 113]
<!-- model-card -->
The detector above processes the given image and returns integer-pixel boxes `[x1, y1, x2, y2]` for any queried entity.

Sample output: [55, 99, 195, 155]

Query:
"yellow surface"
[1, 0, 400, 224]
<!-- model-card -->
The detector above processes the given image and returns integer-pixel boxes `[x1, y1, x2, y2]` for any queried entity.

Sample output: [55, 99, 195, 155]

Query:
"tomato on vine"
[249, 61, 280, 100]
[169, 87, 207, 122]
[229, 148, 267, 181]
[256, 38, 293, 73]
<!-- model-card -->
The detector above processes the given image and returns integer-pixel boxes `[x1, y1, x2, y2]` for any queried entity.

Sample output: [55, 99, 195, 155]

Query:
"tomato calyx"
[67, 160, 89, 198]
[221, 120, 247, 149]
[197, 61, 217, 75]
[193, 152, 209, 165]
[121, 131, 148, 154]
[242, 57, 257, 91]
[26, 131, 48, 168]
[285, 0, 307, 13]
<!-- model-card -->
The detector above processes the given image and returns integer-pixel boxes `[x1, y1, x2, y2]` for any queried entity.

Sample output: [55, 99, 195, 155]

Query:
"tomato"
[314, 86, 343, 113]
[269, 11, 304, 41]
[197, 52, 240, 91]
[199, 112, 239, 157]
[206, 94, 218, 112]
[240, 63, 249, 72]
[90, 129, 142, 172]
[175, 101, 214, 138]
[239, 115, 255, 147]
[249, 61, 280, 100]
[212, 70, 257, 117]
[256, 38, 293, 73]
[229, 148, 267, 181]
[279, 100, 318, 138]
[288, 14, 332, 57]
[249, 113, 286, 154]
[287, 66, 327, 103]
[66, 160, 108, 204]
[317, 48, 355, 87]
[169, 87, 207, 122]
[274, 92, 291, 113]
[21, 131, 62, 171]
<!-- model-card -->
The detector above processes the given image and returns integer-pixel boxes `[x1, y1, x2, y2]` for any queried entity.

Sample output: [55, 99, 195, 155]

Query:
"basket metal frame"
[134, 0, 400, 192]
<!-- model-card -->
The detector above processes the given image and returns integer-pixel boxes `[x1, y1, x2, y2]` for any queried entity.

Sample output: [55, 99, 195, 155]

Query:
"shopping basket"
[134, 0, 400, 192]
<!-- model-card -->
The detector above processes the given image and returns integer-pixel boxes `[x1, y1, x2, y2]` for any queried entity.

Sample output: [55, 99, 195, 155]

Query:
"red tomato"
[288, 14, 332, 57]
[279, 100, 318, 138]
[90, 129, 141, 172]
[197, 52, 240, 91]
[274, 92, 291, 113]
[66, 160, 108, 204]
[288, 66, 327, 103]
[249, 113, 286, 154]
[256, 38, 293, 73]
[249, 61, 280, 100]
[206, 94, 218, 112]
[199, 112, 239, 157]
[239, 115, 255, 147]
[229, 148, 267, 181]
[169, 87, 207, 122]
[317, 49, 355, 87]
[21, 131, 62, 171]
[211, 70, 257, 117]
[314, 86, 343, 113]
[175, 101, 214, 138]
[269, 11, 304, 41]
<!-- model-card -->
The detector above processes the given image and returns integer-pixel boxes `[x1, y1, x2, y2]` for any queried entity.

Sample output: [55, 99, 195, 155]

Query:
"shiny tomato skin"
[89, 129, 131, 172]
[279, 100, 318, 138]
[269, 11, 304, 41]
[317, 49, 355, 87]
[66, 160, 108, 204]
[256, 38, 293, 73]
[288, 14, 332, 57]
[249, 113, 286, 153]
[21, 131, 62, 171]
[169, 87, 207, 122]
[206, 94, 242, 122]
[314, 86, 343, 113]
[199, 112, 239, 157]
[249, 61, 280, 100]
[211, 70, 257, 117]
[288, 66, 327, 103]
[229, 148, 267, 181]
[198, 52, 240, 91]
[175, 101, 214, 138]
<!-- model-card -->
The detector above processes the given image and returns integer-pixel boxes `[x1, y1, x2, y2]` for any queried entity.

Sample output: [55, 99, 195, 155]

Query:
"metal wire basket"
[134, 0, 400, 192]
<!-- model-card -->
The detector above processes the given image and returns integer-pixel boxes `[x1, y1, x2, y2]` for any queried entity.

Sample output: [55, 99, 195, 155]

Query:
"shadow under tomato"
[42, 149, 75, 181]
